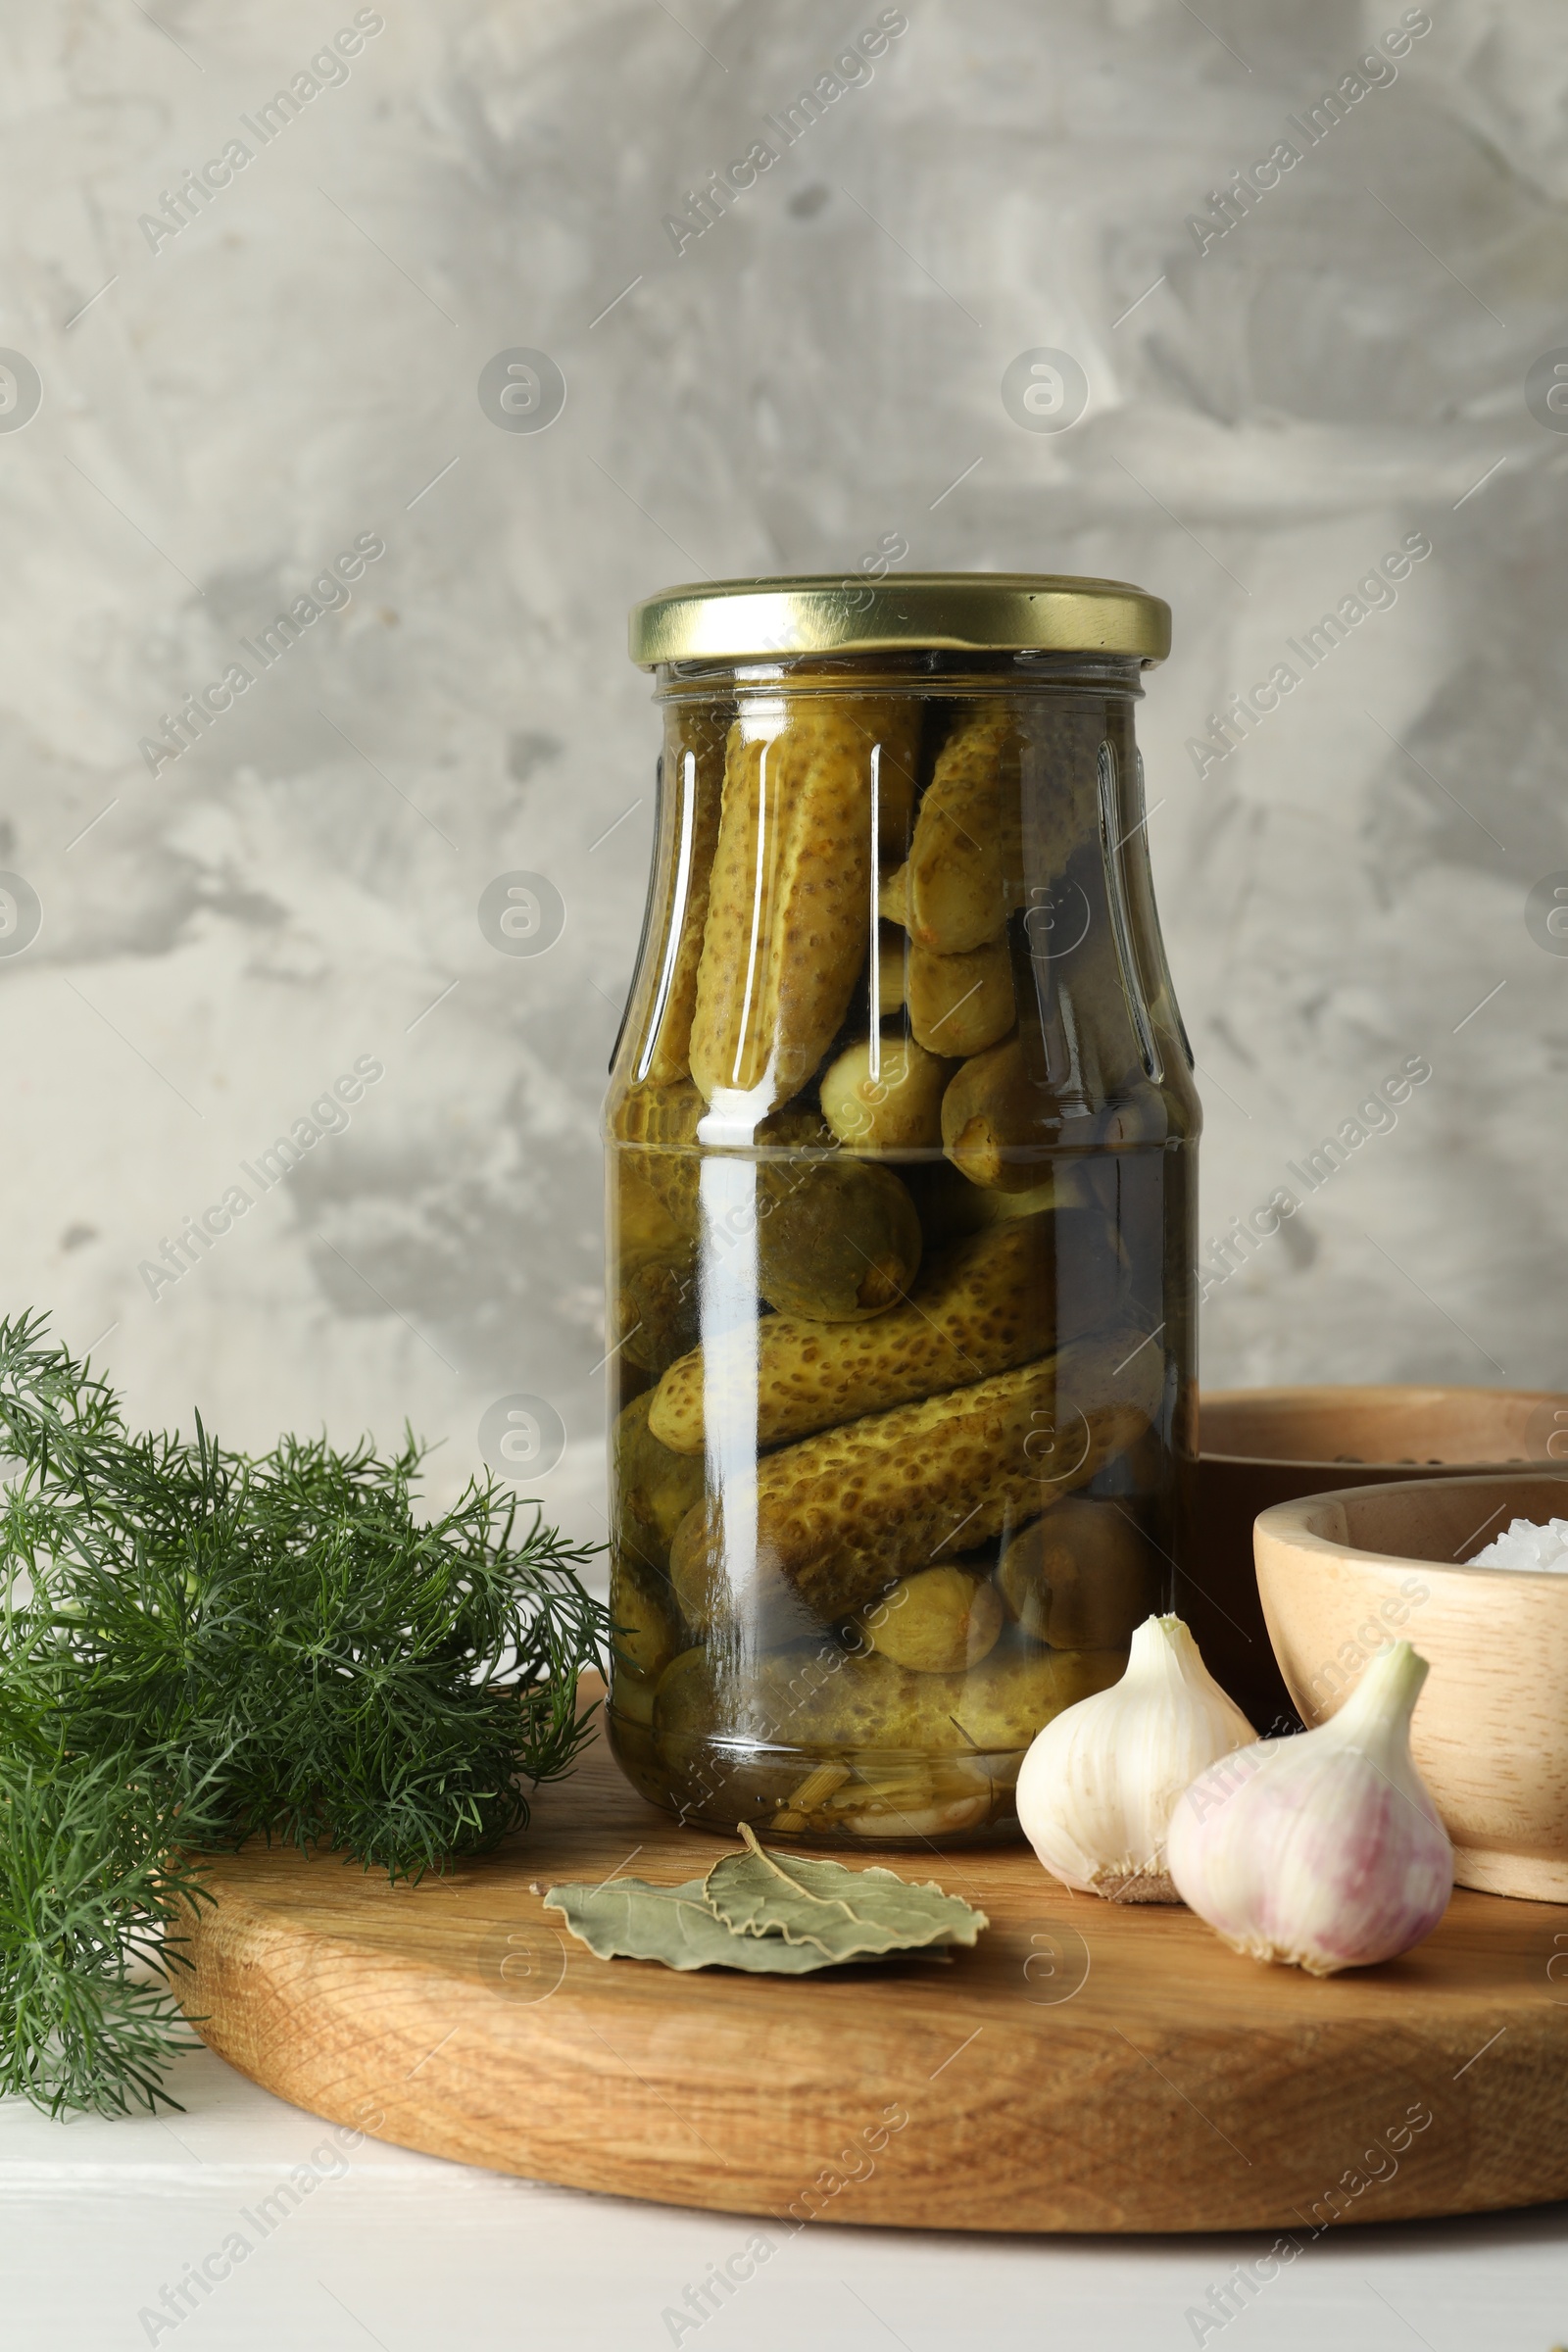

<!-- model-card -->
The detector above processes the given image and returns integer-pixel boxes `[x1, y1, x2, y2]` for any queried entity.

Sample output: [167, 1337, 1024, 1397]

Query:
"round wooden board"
[184, 1712, 1568, 2234]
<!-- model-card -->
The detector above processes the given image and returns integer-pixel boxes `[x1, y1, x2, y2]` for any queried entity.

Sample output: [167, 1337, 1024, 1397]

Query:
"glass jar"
[603, 574, 1199, 1846]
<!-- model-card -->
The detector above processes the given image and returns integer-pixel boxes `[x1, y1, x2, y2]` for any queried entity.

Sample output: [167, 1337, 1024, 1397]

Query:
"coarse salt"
[1468, 1515, 1568, 1571]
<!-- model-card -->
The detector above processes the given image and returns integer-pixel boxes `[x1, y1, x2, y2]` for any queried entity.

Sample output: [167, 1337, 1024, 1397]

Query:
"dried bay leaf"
[705, 1822, 988, 1958]
[544, 1830, 987, 1973]
[542, 1876, 843, 1973]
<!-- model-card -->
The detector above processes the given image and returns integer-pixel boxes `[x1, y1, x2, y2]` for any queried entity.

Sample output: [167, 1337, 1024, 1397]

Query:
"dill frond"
[0, 1310, 609, 2117]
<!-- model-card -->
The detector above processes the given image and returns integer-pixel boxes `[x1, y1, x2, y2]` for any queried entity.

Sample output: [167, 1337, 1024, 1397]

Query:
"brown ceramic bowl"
[1182, 1386, 1568, 1731]
[1255, 1471, 1568, 1900]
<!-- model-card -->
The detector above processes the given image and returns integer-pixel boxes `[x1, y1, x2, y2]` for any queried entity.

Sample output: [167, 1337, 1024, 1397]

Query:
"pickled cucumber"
[611, 1670, 659, 1731]
[649, 1215, 1061, 1456]
[689, 700, 920, 1108]
[669, 1326, 1164, 1632]
[751, 1156, 922, 1320]
[641, 703, 725, 1085]
[611, 1078, 709, 1230]
[610, 1407, 695, 1728]
[997, 1494, 1159, 1648]
[616, 1164, 687, 1255]
[906, 707, 1024, 953]
[902, 698, 1082, 956]
[616, 1242, 700, 1376]
[612, 1082, 830, 1232]
[612, 1079, 924, 1322]
[942, 1032, 1048, 1191]
[854, 1563, 1004, 1673]
[609, 1548, 686, 1682]
[613, 1392, 706, 1574]
[906, 937, 1015, 1057]
[819, 1029, 953, 1151]
[878, 862, 909, 926]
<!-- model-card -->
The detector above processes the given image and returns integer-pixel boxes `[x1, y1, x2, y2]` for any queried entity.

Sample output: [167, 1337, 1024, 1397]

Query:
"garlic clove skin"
[1015, 1613, 1255, 1902]
[1165, 1641, 1453, 1976]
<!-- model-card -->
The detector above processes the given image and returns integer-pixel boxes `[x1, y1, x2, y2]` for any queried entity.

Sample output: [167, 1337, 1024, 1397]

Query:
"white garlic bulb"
[1015, 1614, 1255, 1902]
[1165, 1641, 1452, 1975]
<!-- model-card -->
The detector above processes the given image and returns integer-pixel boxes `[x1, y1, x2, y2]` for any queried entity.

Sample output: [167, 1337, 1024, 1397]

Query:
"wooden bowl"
[1255, 1471, 1568, 1901]
[1185, 1385, 1568, 1732]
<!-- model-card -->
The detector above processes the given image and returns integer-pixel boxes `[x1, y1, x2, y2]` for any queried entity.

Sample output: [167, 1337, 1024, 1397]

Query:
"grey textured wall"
[7, 0, 1564, 1550]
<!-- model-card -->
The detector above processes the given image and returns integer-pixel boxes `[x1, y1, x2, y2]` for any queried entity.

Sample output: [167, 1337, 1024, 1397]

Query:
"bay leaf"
[703, 1822, 988, 1959]
[542, 1876, 843, 1973]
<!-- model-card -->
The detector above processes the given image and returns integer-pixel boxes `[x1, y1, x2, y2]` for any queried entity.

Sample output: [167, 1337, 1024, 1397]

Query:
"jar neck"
[653, 650, 1148, 705]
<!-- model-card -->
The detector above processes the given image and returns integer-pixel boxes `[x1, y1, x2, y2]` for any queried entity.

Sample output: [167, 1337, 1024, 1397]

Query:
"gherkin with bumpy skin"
[616, 1163, 687, 1256]
[669, 1327, 1164, 1634]
[649, 1213, 1080, 1455]
[612, 1079, 923, 1323]
[608, 1078, 710, 1230]
[906, 708, 1024, 954]
[689, 699, 921, 1108]
[613, 1392, 705, 1577]
[639, 703, 727, 1086]
[906, 702, 1082, 956]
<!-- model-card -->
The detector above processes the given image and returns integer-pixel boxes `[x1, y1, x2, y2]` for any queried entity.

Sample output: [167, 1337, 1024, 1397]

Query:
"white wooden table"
[4, 2047, 1565, 2351]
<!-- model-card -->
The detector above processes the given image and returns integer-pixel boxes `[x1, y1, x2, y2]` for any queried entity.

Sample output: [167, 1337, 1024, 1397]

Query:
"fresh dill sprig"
[0, 1309, 609, 2118]
[0, 1746, 216, 2118]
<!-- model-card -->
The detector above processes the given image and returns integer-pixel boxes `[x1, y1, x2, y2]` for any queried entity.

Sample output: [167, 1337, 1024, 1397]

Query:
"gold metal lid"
[628, 571, 1170, 668]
